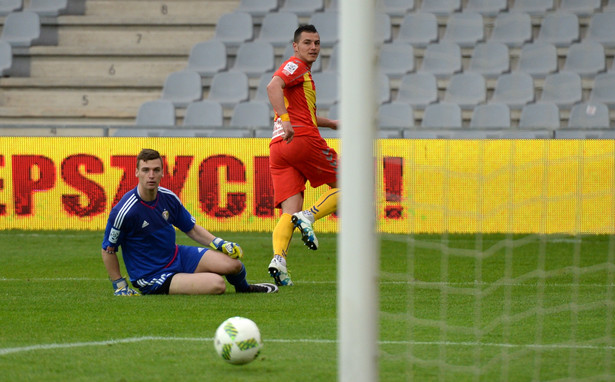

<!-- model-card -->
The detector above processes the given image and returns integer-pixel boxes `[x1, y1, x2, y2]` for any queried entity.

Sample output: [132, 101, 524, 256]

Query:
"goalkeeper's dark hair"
[294, 24, 318, 43]
[136, 148, 162, 169]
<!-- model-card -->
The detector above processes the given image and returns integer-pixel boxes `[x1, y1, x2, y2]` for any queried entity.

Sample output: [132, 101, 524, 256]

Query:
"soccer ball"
[213, 316, 263, 365]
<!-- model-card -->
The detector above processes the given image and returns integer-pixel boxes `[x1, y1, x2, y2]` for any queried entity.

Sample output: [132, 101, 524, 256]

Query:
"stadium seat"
[311, 72, 338, 108]
[382, 0, 415, 17]
[378, 102, 415, 128]
[490, 72, 535, 109]
[536, 12, 579, 47]
[419, 42, 462, 78]
[26, 0, 68, 17]
[567, 101, 610, 128]
[232, 41, 275, 78]
[590, 72, 615, 107]
[236, 0, 278, 17]
[421, 103, 462, 128]
[518, 102, 560, 129]
[464, 0, 507, 16]
[0, 40, 12, 76]
[160, 70, 203, 107]
[562, 41, 605, 78]
[378, 42, 414, 79]
[511, 0, 553, 16]
[279, 0, 324, 17]
[396, 72, 438, 109]
[517, 42, 557, 79]
[213, 12, 253, 48]
[0, 11, 40, 47]
[467, 42, 509, 79]
[309, 12, 339, 48]
[395, 12, 438, 48]
[442, 12, 484, 48]
[443, 72, 486, 110]
[253, 71, 274, 103]
[186, 40, 227, 77]
[470, 103, 511, 128]
[420, 0, 460, 16]
[207, 71, 250, 108]
[0, 0, 22, 16]
[377, 72, 391, 104]
[585, 12, 615, 49]
[135, 100, 175, 126]
[256, 12, 298, 48]
[182, 100, 224, 127]
[230, 101, 272, 128]
[323, 43, 339, 72]
[539, 71, 582, 109]
[559, 0, 601, 16]
[488, 12, 532, 48]
[327, 103, 339, 120]
[375, 12, 393, 44]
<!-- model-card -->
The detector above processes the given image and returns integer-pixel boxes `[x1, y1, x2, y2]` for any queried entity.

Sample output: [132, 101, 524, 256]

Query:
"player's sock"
[273, 213, 294, 259]
[308, 188, 339, 221]
[226, 263, 250, 292]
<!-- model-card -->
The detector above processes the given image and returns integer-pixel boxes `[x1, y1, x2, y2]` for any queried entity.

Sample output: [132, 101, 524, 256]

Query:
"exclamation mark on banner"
[383, 156, 403, 219]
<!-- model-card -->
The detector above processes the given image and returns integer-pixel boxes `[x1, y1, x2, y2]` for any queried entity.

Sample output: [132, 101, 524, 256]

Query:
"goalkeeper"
[101, 148, 278, 296]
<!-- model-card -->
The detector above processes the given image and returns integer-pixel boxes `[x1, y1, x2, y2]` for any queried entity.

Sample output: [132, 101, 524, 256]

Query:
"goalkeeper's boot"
[292, 211, 318, 250]
[268, 255, 293, 286]
[243, 283, 279, 293]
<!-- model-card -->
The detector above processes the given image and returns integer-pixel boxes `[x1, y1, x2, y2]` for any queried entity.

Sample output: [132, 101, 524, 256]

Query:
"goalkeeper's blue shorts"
[135, 245, 208, 294]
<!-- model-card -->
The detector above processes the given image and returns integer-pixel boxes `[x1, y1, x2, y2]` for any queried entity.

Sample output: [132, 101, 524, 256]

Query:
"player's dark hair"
[136, 148, 162, 169]
[294, 24, 318, 43]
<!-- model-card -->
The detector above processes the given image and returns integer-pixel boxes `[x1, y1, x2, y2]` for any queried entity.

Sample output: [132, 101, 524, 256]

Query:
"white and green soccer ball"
[214, 316, 263, 365]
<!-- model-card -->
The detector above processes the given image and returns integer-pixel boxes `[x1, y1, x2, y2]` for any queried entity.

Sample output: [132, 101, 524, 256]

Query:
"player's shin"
[309, 188, 339, 221]
[225, 263, 250, 292]
[273, 213, 294, 259]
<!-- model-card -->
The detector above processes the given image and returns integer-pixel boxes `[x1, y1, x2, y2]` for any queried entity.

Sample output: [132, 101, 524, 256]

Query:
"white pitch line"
[1, 337, 614, 357]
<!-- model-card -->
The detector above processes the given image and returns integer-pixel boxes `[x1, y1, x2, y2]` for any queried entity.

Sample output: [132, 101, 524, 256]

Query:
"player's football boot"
[268, 255, 293, 286]
[244, 283, 279, 293]
[291, 211, 319, 250]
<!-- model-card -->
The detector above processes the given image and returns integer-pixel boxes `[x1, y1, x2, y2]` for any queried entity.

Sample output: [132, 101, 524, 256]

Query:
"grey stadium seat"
[420, 0, 460, 16]
[568, 101, 610, 128]
[490, 72, 535, 109]
[0, 0, 22, 16]
[470, 103, 511, 128]
[0, 11, 40, 47]
[236, 0, 278, 17]
[382, 0, 415, 17]
[585, 12, 615, 49]
[279, 0, 324, 17]
[559, 0, 601, 16]
[207, 71, 250, 108]
[26, 0, 69, 17]
[468, 42, 509, 79]
[0, 40, 12, 76]
[136, 100, 175, 126]
[539, 71, 582, 109]
[230, 101, 272, 128]
[465, 0, 507, 16]
[419, 42, 462, 78]
[311, 72, 338, 109]
[518, 103, 560, 129]
[182, 100, 224, 127]
[562, 41, 605, 79]
[517, 42, 557, 79]
[396, 72, 438, 109]
[213, 12, 253, 48]
[378, 42, 414, 79]
[160, 70, 203, 107]
[232, 41, 275, 78]
[536, 12, 579, 47]
[254, 71, 274, 103]
[323, 43, 339, 72]
[395, 12, 438, 48]
[421, 103, 462, 128]
[256, 12, 298, 48]
[590, 72, 615, 107]
[443, 72, 486, 110]
[186, 40, 227, 77]
[309, 12, 339, 48]
[377, 72, 391, 104]
[375, 12, 393, 44]
[511, 0, 553, 16]
[489, 12, 532, 48]
[378, 102, 415, 128]
[442, 12, 484, 48]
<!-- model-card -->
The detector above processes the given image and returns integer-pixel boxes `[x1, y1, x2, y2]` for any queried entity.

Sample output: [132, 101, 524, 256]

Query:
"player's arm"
[186, 224, 243, 259]
[267, 75, 294, 142]
[317, 115, 339, 130]
[101, 247, 139, 296]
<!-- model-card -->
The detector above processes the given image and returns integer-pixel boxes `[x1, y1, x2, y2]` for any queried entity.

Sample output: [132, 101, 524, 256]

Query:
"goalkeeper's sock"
[226, 263, 250, 292]
[308, 188, 339, 221]
[273, 213, 294, 259]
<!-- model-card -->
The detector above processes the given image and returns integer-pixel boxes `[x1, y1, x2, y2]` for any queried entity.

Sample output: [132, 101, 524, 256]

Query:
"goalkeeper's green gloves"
[210, 237, 243, 259]
[111, 277, 140, 296]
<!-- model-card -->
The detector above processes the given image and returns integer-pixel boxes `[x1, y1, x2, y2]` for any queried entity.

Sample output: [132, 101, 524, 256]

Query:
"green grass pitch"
[0, 230, 613, 381]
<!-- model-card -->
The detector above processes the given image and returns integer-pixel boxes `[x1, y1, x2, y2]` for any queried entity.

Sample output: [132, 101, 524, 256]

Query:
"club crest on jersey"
[162, 210, 169, 221]
[282, 61, 298, 76]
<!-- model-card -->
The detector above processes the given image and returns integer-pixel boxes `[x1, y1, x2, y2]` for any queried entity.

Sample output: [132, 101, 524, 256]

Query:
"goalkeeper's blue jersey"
[102, 186, 196, 282]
